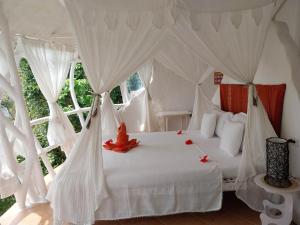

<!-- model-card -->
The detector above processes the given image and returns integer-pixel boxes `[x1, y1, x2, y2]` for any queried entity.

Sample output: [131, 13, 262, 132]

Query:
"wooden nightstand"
[254, 174, 300, 225]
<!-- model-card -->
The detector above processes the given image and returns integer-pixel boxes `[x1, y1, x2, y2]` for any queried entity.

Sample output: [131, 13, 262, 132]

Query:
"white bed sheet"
[187, 131, 242, 179]
[96, 131, 223, 220]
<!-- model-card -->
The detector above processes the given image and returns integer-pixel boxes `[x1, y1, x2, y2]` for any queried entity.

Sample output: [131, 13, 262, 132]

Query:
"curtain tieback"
[246, 82, 258, 106]
[86, 92, 101, 129]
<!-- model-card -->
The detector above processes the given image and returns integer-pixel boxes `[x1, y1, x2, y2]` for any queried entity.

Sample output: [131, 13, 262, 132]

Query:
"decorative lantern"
[265, 137, 295, 188]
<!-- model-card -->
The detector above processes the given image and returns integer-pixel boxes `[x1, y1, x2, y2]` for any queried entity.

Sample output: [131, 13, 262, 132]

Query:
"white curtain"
[172, 2, 276, 210]
[21, 38, 76, 155]
[137, 62, 154, 132]
[0, 124, 21, 199]
[101, 92, 119, 137]
[120, 81, 130, 104]
[47, 0, 171, 224]
[154, 33, 216, 130]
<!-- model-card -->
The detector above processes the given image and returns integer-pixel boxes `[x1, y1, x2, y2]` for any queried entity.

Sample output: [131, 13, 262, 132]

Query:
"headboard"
[220, 84, 286, 136]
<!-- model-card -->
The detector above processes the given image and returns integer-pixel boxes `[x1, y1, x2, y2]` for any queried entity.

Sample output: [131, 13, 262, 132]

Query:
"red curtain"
[220, 84, 286, 136]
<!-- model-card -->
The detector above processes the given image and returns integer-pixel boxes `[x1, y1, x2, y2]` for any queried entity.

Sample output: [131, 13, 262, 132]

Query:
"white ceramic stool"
[254, 174, 300, 225]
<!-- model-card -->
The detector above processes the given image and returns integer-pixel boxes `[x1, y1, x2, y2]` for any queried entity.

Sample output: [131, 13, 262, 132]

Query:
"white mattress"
[95, 131, 237, 219]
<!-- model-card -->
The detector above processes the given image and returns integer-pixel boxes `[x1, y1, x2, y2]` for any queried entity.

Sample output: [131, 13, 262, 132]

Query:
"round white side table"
[254, 174, 300, 225]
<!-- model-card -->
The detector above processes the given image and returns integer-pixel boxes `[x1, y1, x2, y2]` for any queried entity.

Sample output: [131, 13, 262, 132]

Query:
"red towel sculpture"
[103, 122, 139, 153]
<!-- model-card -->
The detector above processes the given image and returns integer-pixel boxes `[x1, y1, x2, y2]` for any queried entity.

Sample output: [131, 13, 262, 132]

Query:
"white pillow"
[231, 112, 247, 124]
[215, 111, 233, 137]
[220, 120, 244, 156]
[201, 113, 217, 138]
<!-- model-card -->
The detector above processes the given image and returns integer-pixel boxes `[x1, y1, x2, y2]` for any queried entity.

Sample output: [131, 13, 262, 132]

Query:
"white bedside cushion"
[220, 120, 244, 157]
[215, 111, 233, 137]
[200, 113, 217, 138]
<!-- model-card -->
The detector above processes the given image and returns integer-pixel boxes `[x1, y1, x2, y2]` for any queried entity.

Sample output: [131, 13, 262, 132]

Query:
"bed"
[96, 130, 240, 220]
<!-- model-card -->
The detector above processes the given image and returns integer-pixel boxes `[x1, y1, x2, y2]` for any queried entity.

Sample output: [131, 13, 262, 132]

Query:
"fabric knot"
[246, 82, 258, 106]
[86, 92, 101, 129]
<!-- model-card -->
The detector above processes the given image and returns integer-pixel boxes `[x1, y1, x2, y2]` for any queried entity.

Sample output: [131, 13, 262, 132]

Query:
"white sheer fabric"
[172, 2, 276, 210]
[101, 92, 119, 137]
[137, 62, 154, 132]
[47, 0, 171, 224]
[21, 38, 76, 155]
[118, 63, 155, 133]
[120, 81, 130, 104]
[188, 84, 219, 130]
[0, 124, 21, 198]
[154, 34, 217, 130]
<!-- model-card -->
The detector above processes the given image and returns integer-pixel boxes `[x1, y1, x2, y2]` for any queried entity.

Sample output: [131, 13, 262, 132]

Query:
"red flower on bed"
[200, 155, 209, 163]
[177, 130, 183, 135]
[185, 139, 193, 145]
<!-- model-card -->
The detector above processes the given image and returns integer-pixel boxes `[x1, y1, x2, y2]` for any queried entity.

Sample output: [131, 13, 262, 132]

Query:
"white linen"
[189, 132, 241, 178]
[200, 113, 217, 138]
[47, 1, 172, 224]
[232, 112, 247, 124]
[21, 37, 76, 155]
[97, 131, 222, 219]
[220, 120, 244, 157]
[215, 111, 233, 137]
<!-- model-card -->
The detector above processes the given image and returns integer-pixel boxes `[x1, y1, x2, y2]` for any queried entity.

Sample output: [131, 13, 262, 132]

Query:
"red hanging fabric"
[220, 84, 286, 136]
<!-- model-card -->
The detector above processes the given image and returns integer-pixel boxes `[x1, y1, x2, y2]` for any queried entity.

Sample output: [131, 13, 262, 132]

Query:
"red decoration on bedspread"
[103, 122, 139, 153]
[200, 155, 209, 163]
[185, 139, 193, 145]
[220, 84, 286, 136]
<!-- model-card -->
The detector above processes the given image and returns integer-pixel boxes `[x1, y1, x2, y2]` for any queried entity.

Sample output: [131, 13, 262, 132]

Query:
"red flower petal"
[185, 139, 193, 145]
[200, 155, 209, 163]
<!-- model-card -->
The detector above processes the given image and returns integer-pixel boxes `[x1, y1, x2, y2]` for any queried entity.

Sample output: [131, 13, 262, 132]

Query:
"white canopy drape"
[21, 38, 76, 155]
[137, 62, 154, 132]
[101, 92, 119, 137]
[172, 1, 276, 210]
[120, 81, 130, 104]
[47, 0, 172, 224]
[154, 33, 217, 130]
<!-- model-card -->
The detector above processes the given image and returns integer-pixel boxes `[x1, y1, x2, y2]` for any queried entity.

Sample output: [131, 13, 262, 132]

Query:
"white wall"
[254, 22, 300, 224]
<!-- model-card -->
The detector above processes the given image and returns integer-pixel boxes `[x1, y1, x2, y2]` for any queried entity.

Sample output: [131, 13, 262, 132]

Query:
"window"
[127, 73, 143, 94]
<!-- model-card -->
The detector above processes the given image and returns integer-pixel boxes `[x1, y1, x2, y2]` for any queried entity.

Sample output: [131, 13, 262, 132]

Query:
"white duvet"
[95, 131, 228, 219]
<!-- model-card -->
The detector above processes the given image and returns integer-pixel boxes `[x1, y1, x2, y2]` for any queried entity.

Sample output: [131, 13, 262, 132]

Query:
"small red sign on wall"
[214, 72, 223, 85]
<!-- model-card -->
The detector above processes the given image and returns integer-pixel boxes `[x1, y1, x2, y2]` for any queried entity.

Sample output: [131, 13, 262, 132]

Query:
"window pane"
[127, 73, 143, 94]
